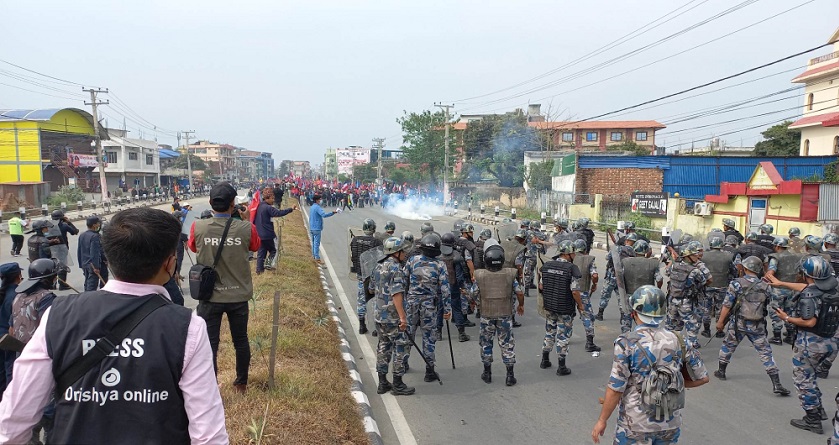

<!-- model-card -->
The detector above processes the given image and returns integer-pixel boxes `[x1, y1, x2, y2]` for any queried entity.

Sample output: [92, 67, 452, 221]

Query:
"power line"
[0, 59, 88, 87]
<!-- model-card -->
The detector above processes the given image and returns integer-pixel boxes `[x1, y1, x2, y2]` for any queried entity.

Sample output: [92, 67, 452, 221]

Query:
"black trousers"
[197, 301, 251, 385]
[10, 235, 23, 255]
[256, 238, 276, 273]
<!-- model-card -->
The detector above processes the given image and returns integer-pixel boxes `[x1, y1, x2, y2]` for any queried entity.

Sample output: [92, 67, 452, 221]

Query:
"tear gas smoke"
[385, 195, 444, 221]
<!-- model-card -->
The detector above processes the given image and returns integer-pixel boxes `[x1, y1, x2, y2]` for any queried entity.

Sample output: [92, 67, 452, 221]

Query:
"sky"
[1, 0, 837, 166]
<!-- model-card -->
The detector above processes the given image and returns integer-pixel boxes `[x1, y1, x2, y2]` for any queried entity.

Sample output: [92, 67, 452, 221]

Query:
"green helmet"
[401, 231, 414, 246]
[571, 220, 582, 230]
[529, 220, 541, 230]
[805, 235, 823, 251]
[722, 218, 736, 229]
[741, 256, 763, 274]
[624, 221, 636, 230]
[580, 217, 591, 228]
[479, 228, 492, 240]
[724, 235, 739, 246]
[384, 221, 396, 233]
[554, 218, 568, 228]
[625, 233, 638, 243]
[710, 228, 723, 233]
[759, 224, 774, 235]
[772, 236, 788, 248]
[788, 227, 801, 237]
[557, 240, 574, 255]
[572, 239, 587, 253]
[420, 222, 434, 235]
[629, 285, 667, 321]
[681, 233, 694, 243]
[746, 231, 759, 241]
[709, 236, 724, 249]
[460, 223, 474, 233]
[382, 236, 409, 256]
[825, 233, 839, 246]
[680, 241, 700, 257]
[514, 228, 528, 240]
[634, 240, 650, 254]
[520, 219, 531, 228]
[363, 218, 376, 235]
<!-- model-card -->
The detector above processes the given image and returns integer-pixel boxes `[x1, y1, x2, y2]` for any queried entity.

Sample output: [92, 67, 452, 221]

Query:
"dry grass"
[214, 208, 367, 444]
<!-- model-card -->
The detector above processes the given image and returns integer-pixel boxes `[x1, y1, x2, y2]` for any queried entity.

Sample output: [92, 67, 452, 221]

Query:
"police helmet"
[680, 241, 700, 257]
[479, 228, 492, 240]
[800, 255, 833, 280]
[772, 236, 789, 248]
[382, 237, 409, 256]
[572, 238, 588, 253]
[709, 236, 724, 249]
[746, 231, 759, 241]
[51, 210, 64, 220]
[629, 285, 667, 323]
[401, 231, 414, 246]
[200, 209, 213, 219]
[741, 256, 763, 274]
[441, 232, 457, 255]
[384, 221, 396, 233]
[554, 218, 568, 228]
[484, 245, 505, 272]
[759, 224, 774, 235]
[788, 227, 801, 237]
[825, 233, 839, 246]
[722, 218, 736, 229]
[724, 235, 739, 246]
[520, 219, 531, 228]
[514, 229, 528, 240]
[580, 217, 591, 228]
[529, 220, 540, 230]
[681, 233, 694, 243]
[624, 221, 636, 230]
[460, 223, 474, 233]
[31, 220, 54, 232]
[710, 228, 723, 233]
[362, 218, 377, 235]
[805, 235, 823, 251]
[420, 222, 434, 235]
[452, 221, 462, 232]
[557, 240, 574, 256]
[571, 220, 582, 231]
[16, 258, 60, 294]
[625, 233, 638, 243]
[634, 240, 650, 255]
[419, 234, 442, 258]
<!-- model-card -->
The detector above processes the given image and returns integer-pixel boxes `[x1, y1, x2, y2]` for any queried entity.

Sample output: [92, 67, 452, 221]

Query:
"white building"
[99, 132, 161, 192]
[789, 27, 839, 156]
[335, 146, 370, 176]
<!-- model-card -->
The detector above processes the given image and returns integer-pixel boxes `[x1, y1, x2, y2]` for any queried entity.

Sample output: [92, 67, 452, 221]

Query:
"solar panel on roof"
[26, 109, 61, 120]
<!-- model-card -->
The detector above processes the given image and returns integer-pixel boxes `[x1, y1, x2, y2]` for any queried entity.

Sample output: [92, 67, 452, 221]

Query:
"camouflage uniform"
[665, 261, 709, 349]
[579, 260, 598, 337]
[524, 231, 538, 296]
[374, 256, 409, 377]
[693, 261, 713, 331]
[608, 324, 708, 444]
[704, 262, 737, 326]
[480, 279, 523, 365]
[718, 276, 779, 375]
[542, 258, 580, 357]
[404, 255, 451, 368]
[767, 257, 796, 336]
[598, 263, 618, 311]
[792, 285, 838, 413]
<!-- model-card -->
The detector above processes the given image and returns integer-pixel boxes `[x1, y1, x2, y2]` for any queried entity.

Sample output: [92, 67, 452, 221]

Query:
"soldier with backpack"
[702, 237, 737, 338]
[592, 285, 709, 444]
[766, 237, 804, 345]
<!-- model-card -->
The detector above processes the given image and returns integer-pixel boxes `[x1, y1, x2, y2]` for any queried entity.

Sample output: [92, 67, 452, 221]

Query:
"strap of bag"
[55, 295, 168, 397]
[211, 217, 235, 270]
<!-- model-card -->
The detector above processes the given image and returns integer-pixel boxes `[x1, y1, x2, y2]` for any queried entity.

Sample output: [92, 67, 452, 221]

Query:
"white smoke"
[385, 195, 444, 221]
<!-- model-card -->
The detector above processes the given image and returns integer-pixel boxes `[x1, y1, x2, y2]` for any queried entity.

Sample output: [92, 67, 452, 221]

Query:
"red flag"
[248, 189, 260, 223]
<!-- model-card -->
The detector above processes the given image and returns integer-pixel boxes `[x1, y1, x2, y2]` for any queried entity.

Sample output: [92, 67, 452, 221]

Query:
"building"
[0, 108, 102, 205]
[335, 146, 370, 176]
[324, 148, 338, 180]
[291, 161, 311, 178]
[237, 149, 274, 183]
[188, 140, 237, 181]
[100, 129, 161, 192]
[788, 27, 839, 156]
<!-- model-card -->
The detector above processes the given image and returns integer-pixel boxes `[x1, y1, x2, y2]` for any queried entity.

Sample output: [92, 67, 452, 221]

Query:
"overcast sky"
[1, 0, 837, 165]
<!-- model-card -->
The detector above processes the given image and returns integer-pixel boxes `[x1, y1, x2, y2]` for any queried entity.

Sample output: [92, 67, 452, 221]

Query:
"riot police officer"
[578, 218, 595, 254]
[735, 232, 773, 272]
[769, 256, 839, 435]
[616, 221, 649, 245]
[788, 227, 806, 253]
[351, 219, 383, 335]
[804, 235, 825, 256]
[375, 221, 396, 242]
[552, 218, 569, 244]
[473, 228, 492, 270]
[572, 238, 601, 351]
[766, 237, 804, 345]
[755, 224, 776, 250]
[475, 245, 524, 386]
[702, 236, 737, 338]
[722, 235, 739, 255]
[27, 220, 56, 262]
[714, 256, 791, 396]
[455, 224, 477, 281]
[620, 240, 662, 334]
[824, 233, 839, 276]
[665, 241, 710, 349]
[439, 233, 471, 341]
[538, 240, 584, 376]
[523, 221, 549, 297]
[722, 218, 744, 245]
[596, 234, 637, 321]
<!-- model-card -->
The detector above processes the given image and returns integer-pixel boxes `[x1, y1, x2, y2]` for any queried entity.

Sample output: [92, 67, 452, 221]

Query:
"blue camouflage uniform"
[374, 256, 409, 377]
[792, 284, 838, 414]
[718, 276, 780, 375]
[767, 257, 796, 336]
[598, 252, 618, 311]
[608, 324, 708, 444]
[579, 259, 598, 338]
[665, 261, 709, 349]
[542, 257, 580, 358]
[404, 255, 451, 368]
[479, 273, 523, 365]
[523, 231, 538, 296]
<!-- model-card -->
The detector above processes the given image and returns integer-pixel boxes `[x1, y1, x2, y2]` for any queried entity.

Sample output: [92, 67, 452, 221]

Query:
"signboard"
[630, 192, 668, 217]
[68, 154, 99, 168]
[550, 153, 576, 176]
[336, 148, 370, 175]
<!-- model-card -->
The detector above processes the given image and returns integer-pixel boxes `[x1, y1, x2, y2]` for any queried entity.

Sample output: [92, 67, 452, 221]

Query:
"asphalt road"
[312, 202, 834, 445]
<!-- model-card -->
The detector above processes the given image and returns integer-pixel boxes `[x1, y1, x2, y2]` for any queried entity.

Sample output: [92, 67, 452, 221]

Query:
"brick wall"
[575, 168, 663, 202]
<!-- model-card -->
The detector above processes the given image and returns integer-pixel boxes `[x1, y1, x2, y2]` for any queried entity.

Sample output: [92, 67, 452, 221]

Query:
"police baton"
[406, 332, 443, 385]
[445, 319, 456, 369]
[184, 242, 194, 266]
[57, 278, 79, 293]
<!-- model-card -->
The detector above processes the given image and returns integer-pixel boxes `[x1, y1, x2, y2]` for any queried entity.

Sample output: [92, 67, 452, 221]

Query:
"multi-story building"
[324, 148, 338, 180]
[189, 140, 237, 181]
[291, 161, 311, 178]
[335, 146, 370, 176]
[101, 129, 161, 191]
[789, 27, 839, 156]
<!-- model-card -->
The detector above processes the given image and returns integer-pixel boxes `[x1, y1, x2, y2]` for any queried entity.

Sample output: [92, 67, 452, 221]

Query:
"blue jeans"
[311, 230, 322, 259]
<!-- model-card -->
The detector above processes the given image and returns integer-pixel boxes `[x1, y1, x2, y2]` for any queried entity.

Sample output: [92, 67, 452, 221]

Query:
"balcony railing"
[810, 51, 839, 65]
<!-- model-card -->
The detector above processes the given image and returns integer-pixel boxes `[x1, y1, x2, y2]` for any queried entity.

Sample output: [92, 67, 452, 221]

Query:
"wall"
[552, 173, 576, 193]
[800, 125, 839, 156]
[575, 167, 663, 201]
[0, 124, 41, 182]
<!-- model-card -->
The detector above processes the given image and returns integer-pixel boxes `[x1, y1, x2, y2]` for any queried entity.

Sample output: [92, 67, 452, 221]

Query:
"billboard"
[336, 148, 370, 175]
[630, 192, 668, 217]
[68, 153, 100, 168]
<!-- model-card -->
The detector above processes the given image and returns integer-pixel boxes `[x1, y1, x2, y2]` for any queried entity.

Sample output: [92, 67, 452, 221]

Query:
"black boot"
[769, 331, 782, 345]
[540, 351, 552, 369]
[458, 326, 470, 342]
[585, 335, 601, 353]
[58, 271, 70, 290]
[770, 373, 790, 396]
[376, 373, 392, 394]
[359, 319, 368, 335]
[818, 405, 828, 421]
[372, 329, 377, 337]
[481, 363, 491, 384]
[701, 323, 711, 338]
[506, 364, 517, 386]
[424, 366, 438, 383]
[512, 314, 522, 328]
[714, 362, 727, 380]
[464, 318, 476, 327]
[391, 375, 415, 396]
[790, 409, 823, 434]
[816, 360, 832, 379]
[715, 329, 726, 338]
[595, 308, 604, 321]
[783, 331, 795, 345]
[557, 356, 571, 376]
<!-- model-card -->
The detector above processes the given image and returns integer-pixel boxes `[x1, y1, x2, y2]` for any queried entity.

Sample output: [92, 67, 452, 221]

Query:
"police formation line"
[350, 216, 839, 443]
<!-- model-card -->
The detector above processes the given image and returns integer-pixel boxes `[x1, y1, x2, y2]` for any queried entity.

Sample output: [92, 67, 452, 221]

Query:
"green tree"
[396, 110, 452, 190]
[525, 160, 554, 190]
[351, 163, 377, 183]
[608, 140, 651, 156]
[462, 111, 535, 187]
[388, 166, 421, 185]
[753, 121, 801, 156]
[277, 160, 293, 178]
[172, 154, 206, 170]
[337, 173, 350, 183]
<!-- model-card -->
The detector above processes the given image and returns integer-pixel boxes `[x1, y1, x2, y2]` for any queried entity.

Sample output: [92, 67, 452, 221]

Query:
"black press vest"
[540, 260, 577, 315]
[46, 291, 192, 445]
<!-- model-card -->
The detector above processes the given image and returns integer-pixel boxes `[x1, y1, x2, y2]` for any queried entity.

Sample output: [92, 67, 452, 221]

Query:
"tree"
[525, 160, 554, 190]
[754, 121, 800, 156]
[277, 160, 293, 178]
[351, 163, 377, 183]
[172, 154, 206, 170]
[608, 141, 651, 156]
[462, 111, 536, 187]
[388, 166, 421, 185]
[396, 110, 452, 190]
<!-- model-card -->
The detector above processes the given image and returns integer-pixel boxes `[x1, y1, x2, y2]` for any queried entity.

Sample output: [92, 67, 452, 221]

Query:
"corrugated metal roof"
[578, 155, 669, 169]
[819, 184, 839, 221]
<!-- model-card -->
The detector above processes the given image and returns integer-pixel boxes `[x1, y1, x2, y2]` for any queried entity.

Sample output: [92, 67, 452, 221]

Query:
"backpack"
[637, 331, 686, 422]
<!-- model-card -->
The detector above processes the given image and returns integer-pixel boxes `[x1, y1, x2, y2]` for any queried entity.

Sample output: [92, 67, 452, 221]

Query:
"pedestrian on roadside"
[0, 208, 228, 444]
[308, 194, 340, 265]
[189, 182, 260, 393]
[7, 212, 28, 257]
[77, 216, 107, 292]
[254, 188, 297, 274]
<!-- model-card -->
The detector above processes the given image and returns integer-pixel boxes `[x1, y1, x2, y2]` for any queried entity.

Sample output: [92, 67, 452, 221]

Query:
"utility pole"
[181, 130, 195, 191]
[373, 137, 385, 185]
[434, 103, 454, 207]
[84, 88, 109, 203]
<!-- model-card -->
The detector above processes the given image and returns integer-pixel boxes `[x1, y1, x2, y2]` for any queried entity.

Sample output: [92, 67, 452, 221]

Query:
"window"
[636, 131, 648, 141]
[834, 136, 839, 155]
[105, 152, 117, 164]
[128, 152, 138, 161]
[803, 139, 810, 156]
[146, 155, 153, 165]
[562, 132, 574, 142]
[610, 132, 623, 141]
[586, 131, 598, 142]
[808, 93, 814, 111]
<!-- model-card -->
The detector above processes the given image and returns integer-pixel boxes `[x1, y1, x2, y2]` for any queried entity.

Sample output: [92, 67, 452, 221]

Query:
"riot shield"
[611, 245, 629, 317]
[705, 231, 725, 250]
[668, 229, 683, 247]
[347, 226, 363, 275]
[452, 219, 466, 236]
[495, 221, 518, 242]
[483, 238, 500, 251]
[360, 247, 384, 280]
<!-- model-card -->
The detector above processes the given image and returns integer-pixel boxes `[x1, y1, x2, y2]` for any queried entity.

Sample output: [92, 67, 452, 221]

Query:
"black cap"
[210, 182, 237, 207]
[86, 216, 100, 227]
